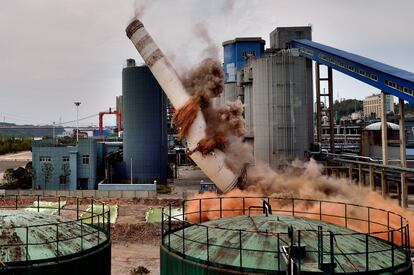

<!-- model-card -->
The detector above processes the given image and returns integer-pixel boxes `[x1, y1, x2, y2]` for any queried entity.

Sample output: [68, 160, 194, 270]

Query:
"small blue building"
[31, 139, 119, 190]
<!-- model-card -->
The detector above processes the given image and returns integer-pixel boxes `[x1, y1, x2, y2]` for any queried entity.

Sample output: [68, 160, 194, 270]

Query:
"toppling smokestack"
[126, 19, 240, 193]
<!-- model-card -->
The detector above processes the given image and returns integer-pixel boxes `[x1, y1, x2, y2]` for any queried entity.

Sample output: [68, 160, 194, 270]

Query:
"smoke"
[133, 0, 153, 19]
[221, 0, 236, 14]
[174, 58, 252, 170]
[193, 23, 219, 59]
[178, 58, 414, 246]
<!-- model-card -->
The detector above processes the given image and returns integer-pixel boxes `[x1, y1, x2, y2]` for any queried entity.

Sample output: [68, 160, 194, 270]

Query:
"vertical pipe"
[58, 196, 61, 216]
[161, 208, 164, 245]
[358, 164, 363, 186]
[330, 232, 334, 274]
[369, 165, 374, 191]
[365, 234, 369, 272]
[344, 204, 348, 228]
[199, 199, 202, 223]
[381, 169, 387, 198]
[206, 227, 210, 264]
[168, 205, 171, 251]
[76, 197, 79, 220]
[381, 92, 388, 166]
[56, 224, 59, 257]
[277, 233, 280, 271]
[26, 227, 29, 262]
[80, 219, 83, 251]
[399, 98, 408, 207]
[328, 67, 334, 152]
[239, 229, 243, 270]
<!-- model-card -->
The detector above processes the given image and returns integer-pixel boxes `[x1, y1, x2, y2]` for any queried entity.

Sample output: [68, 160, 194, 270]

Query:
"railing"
[0, 195, 110, 267]
[161, 196, 411, 273]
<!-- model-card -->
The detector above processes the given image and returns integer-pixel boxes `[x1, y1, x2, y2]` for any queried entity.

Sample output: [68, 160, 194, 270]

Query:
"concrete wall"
[4, 189, 156, 199]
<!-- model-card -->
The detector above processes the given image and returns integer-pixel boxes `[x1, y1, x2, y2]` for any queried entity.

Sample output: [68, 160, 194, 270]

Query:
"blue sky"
[0, 0, 413, 126]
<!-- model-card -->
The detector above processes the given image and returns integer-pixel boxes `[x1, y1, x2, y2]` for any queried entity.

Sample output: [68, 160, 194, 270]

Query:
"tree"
[60, 163, 71, 185]
[41, 163, 53, 189]
[2, 167, 32, 189]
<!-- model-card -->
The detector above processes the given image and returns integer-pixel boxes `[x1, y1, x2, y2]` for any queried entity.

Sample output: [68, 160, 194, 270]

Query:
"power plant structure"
[160, 196, 412, 274]
[122, 58, 168, 184]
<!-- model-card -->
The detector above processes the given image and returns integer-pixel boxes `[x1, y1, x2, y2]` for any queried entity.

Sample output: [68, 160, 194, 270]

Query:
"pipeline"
[126, 19, 240, 193]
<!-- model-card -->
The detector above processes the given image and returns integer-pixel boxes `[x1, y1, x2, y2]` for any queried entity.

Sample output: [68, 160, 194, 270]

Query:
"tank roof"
[364, 121, 400, 130]
[165, 214, 408, 273]
[0, 210, 107, 263]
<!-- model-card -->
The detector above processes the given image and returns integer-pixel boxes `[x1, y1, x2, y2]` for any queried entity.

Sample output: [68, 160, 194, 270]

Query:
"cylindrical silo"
[252, 51, 313, 168]
[122, 59, 168, 183]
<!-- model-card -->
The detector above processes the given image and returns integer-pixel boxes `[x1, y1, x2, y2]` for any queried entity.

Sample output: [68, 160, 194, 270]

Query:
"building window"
[40, 156, 51, 162]
[82, 155, 89, 164]
[62, 156, 69, 162]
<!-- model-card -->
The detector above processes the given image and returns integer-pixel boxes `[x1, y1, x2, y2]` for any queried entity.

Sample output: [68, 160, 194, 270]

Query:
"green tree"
[2, 167, 32, 189]
[60, 163, 71, 185]
[41, 163, 53, 189]
[333, 99, 363, 117]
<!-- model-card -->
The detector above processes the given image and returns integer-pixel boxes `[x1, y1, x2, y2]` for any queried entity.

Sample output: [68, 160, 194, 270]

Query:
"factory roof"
[222, 37, 265, 46]
[364, 121, 400, 130]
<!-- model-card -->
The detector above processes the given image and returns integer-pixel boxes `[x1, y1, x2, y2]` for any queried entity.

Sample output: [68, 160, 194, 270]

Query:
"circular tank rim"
[160, 244, 413, 275]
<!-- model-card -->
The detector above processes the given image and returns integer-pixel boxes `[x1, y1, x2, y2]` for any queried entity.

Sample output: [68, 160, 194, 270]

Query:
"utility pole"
[74, 102, 81, 143]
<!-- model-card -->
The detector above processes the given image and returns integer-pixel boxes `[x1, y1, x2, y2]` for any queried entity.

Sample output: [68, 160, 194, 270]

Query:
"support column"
[369, 165, 374, 191]
[399, 98, 408, 207]
[315, 63, 334, 152]
[380, 92, 388, 197]
[315, 63, 322, 144]
[358, 164, 363, 187]
[328, 68, 335, 153]
[349, 165, 353, 182]
[381, 169, 387, 197]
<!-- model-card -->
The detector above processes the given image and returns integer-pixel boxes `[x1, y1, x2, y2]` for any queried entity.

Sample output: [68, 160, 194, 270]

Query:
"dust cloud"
[177, 57, 414, 246]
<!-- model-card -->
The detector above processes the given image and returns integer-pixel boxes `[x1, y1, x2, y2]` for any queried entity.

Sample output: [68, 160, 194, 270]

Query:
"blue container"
[223, 38, 265, 83]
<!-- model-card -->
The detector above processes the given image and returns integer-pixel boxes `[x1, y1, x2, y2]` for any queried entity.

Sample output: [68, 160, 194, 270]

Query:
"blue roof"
[294, 39, 414, 83]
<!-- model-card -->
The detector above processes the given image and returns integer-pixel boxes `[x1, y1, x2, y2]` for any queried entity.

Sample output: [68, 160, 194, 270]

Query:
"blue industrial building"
[31, 59, 168, 190]
[222, 38, 265, 83]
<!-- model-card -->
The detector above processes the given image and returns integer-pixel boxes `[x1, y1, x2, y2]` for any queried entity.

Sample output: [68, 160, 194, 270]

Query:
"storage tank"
[161, 196, 412, 274]
[0, 197, 111, 275]
[122, 59, 168, 183]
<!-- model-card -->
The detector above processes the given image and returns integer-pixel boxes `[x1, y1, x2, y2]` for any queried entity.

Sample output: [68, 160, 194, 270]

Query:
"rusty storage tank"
[0, 197, 111, 275]
[160, 196, 412, 274]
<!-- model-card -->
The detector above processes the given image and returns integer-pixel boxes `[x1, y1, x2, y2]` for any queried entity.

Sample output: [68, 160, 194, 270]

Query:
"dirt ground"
[109, 198, 181, 275]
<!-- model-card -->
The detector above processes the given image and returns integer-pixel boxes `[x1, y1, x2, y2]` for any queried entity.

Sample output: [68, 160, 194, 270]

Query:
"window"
[82, 155, 89, 164]
[62, 156, 69, 162]
[59, 176, 67, 184]
[40, 156, 51, 162]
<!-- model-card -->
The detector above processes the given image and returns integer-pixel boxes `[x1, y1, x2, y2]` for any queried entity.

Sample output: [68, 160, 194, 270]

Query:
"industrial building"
[221, 27, 313, 168]
[31, 60, 168, 190]
[363, 93, 394, 118]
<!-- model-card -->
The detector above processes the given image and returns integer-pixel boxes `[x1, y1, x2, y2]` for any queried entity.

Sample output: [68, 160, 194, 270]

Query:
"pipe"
[126, 19, 239, 193]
